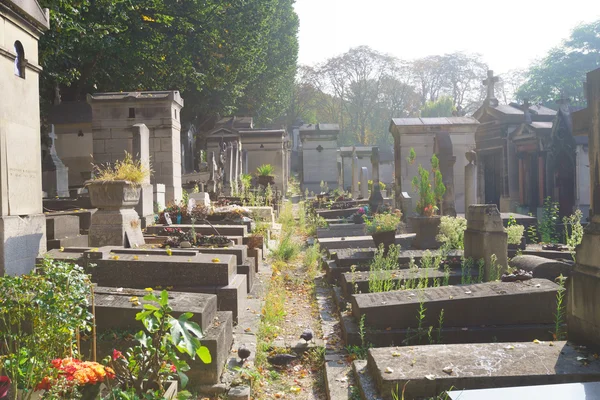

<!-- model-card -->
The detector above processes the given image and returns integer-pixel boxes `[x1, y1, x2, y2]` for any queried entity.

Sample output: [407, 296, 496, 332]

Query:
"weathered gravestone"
[464, 204, 508, 281]
[42, 125, 70, 198]
[464, 150, 478, 210]
[509, 255, 573, 281]
[369, 147, 384, 213]
[360, 167, 369, 199]
[347, 279, 559, 346]
[358, 341, 600, 400]
[132, 123, 154, 227]
[352, 151, 360, 199]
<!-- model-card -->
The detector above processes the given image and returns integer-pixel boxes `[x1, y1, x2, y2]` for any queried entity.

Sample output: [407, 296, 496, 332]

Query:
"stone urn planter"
[371, 230, 396, 254]
[86, 180, 144, 247]
[257, 175, 275, 187]
[508, 235, 526, 251]
[87, 180, 141, 209]
[409, 216, 441, 250]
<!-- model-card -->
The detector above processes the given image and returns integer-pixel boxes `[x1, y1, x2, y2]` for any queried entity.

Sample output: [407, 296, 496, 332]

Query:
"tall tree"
[516, 19, 600, 107]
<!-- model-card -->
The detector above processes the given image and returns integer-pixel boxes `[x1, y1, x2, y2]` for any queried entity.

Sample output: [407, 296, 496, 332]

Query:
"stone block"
[237, 259, 255, 293]
[135, 184, 154, 228]
[365, 341, 600, 400]
[195, 245, 247, 265]
[47, 235, 89, 250]
[464, 204, 508, 280]
[246, 206, 274, 223]
[93, 286, 217, 331]
[247, 248, 262, 272]
[46, 215, 80, 240]
[87, 251, 237, 288]
[0, 214, 46, 276]
[352, 279, 560, 330]
[227, 385, 250, 400]
[154, 183, 166, 211]
[317, 234, 415, 251]
[89, 208, 145, 248]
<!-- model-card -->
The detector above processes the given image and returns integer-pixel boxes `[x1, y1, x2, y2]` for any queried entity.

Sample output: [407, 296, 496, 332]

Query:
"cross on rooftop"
[483, 70, 499, 102]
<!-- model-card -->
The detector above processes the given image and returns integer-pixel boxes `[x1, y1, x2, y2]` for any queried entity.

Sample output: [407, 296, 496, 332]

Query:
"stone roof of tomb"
[390, 117, 479, 127]
[215, 116, 254, 130]
[299, 123, 340, 134]
[238, 129, 286, 138]
[87, 91, 183, 106]
[1, 0, 50, 31]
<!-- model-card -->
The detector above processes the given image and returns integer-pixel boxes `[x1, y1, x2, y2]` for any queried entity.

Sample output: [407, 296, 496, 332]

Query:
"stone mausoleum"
[299, 123, 340, 193]
[0, 0, 49, 274]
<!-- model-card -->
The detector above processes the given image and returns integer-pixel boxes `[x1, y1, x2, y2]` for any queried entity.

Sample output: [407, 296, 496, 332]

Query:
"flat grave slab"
[146, 224, 247, 237]
[340, 268, 479, 297]
[352, 279, 560, 330]
[365, 341, 600, 399]
[93, 286, 217, 331]
[447, 381, 600, 400]
[317, 224, 366, 238]
[318, 234, 415, 250]
[317, 208, 359, 219]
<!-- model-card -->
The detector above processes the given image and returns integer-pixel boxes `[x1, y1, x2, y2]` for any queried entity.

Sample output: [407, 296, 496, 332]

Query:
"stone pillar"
[132, 124, 154, 227]
[506, 139, 519, 211]
[42, 125, 70, 198]
[153, 184, 166, 212]
[352, 152, 359, 199]
[567, 68, 600, 347]
[360, 167, 369, 199]
[464, 204, 508, 281]
[338, 160, 344, 190]
[464, 151, 477, 212]
[393, 136, 406, 217]
[207, 152, 217, 193]
[369, 147, 384, 213]
[538, 153, 545, 205]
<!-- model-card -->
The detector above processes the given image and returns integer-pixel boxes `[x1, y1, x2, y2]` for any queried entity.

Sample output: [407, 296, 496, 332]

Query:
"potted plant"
[256, 164, 275, 187]
[364, 210, 402, 254]
[506, 216, 526, 250]
[407, 148, 445, 249]
[86, 152, 150, 209]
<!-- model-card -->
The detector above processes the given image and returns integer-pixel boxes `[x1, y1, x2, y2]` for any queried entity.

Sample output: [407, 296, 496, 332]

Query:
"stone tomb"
[355, 341, 600, 400]
[91, 287, 232, 386]
[46, 215, 88, 250]
[299, 123, 340, 193]
[339, 268, 478, 298]
[347, 279, 559, 346]
[44, 247, 247, 323]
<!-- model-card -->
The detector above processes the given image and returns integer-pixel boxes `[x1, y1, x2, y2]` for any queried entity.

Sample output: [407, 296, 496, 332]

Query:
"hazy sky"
[294, 0, 600, 74]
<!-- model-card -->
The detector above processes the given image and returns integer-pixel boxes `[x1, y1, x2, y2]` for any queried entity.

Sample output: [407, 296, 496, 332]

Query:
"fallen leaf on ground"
[425, 374, 435, 380]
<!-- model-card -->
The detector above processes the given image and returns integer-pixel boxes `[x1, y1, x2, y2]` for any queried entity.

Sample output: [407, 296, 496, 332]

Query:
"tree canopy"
[38, 0, 299, 127]
[516, 19, 600, 108]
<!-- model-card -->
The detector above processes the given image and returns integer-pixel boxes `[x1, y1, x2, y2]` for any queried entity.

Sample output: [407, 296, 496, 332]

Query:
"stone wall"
[0, 4, 48, 274]
[54, 124, 93, 186]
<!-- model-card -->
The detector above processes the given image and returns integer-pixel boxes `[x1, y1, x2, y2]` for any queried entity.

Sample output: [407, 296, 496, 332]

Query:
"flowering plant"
[364, 210, 402, 235]
[36, 358, 115, 392]
[0, 375, 9, 398]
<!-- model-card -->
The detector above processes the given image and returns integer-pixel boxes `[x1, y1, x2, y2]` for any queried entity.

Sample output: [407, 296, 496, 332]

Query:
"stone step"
[146, 224, 248, 237]
[340, 268, 480, 298]
[47, 235, 89, 250]
[317, 234, 415, 251]
[362, 341, 600, 400]
[93, 286, 217, 331]
[352, 279, 561, 330]
[46, 215, 80, 240]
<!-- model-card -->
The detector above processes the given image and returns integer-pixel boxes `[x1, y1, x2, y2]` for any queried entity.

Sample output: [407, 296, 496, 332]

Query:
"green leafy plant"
[408, 148, 445, 217]
[539, 197, 560, 243]
[563, 209, 584, 262]
[272, 232, 300, 262]
[436, 216, 467, 249]
[505, 218, 525, 245]
[91, 151, 151, 185]
[240, 174, 253, 190]
[106, 290, 211, 396]
[256, 164, 274, 177]
[554, 275, 567, 341]
[0, 258, 93, 399]
[346, 315, 371, 360]
[368, 245, 401, 293]
[364, 211, 402, 235]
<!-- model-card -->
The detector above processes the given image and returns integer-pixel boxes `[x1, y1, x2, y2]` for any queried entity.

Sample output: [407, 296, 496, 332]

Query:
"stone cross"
[369, 147, 384, 212]
[482, 70, 499, 106]
[48, 125, 58, 154]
